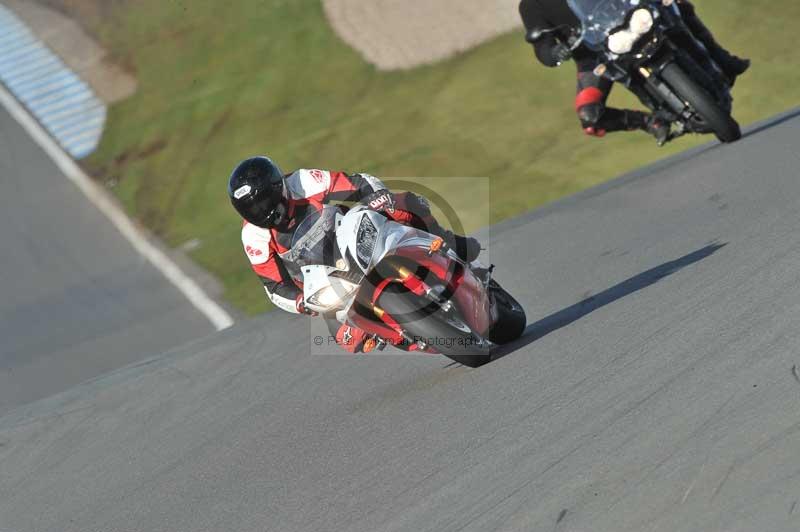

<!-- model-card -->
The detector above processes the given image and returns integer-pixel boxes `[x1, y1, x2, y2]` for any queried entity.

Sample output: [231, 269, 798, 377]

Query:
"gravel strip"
[322, 0, 523, 70]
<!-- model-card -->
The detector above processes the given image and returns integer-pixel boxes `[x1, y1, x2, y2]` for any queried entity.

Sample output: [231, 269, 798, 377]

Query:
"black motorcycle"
[564, 0, 741, 144]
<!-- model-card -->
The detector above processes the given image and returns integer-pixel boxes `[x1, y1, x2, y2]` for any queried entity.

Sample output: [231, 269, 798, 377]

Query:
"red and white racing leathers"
[240, 169, 427, 352]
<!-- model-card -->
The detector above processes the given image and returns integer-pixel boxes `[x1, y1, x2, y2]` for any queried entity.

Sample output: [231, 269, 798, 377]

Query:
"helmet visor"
[242, 197, 286, 228]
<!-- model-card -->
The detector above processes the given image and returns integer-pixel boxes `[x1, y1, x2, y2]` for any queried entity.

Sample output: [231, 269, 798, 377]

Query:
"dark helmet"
[228, 156, 287, 228]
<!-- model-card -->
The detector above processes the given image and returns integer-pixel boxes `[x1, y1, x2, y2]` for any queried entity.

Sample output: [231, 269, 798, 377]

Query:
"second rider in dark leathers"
[519, 0, 750, 144]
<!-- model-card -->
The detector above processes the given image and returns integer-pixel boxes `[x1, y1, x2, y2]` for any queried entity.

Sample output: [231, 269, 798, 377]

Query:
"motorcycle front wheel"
[660, 63, 741, 143]
[377, 284, 493, 368]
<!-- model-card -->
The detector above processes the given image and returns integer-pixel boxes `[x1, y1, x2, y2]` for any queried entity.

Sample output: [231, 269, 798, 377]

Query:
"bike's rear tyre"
[378, 284, 492, 368]
[661, 63, 741, 143]
[487, 280, 526, 345]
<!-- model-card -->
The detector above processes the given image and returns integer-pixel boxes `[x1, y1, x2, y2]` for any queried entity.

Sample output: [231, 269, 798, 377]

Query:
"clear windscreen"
[567, 0, 643, 48]
[287, 206, 342, 270]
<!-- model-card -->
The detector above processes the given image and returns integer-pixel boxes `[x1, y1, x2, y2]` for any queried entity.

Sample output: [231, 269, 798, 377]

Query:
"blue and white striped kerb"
[0, 5, 106, 159]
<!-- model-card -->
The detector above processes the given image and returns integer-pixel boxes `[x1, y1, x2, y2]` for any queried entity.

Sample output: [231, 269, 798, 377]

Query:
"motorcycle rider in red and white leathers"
[228, 156, 481, 353]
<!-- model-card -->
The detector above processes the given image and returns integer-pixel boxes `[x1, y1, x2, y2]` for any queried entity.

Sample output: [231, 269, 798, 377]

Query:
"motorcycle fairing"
[294, 204, 496, 341]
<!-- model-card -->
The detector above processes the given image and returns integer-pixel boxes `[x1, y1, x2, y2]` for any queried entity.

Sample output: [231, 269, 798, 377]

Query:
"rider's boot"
[429, 223, 481, 262]
[444, 230, 482, 263]
[644, 114, 671, 146]
[624, 110, 671, 146]
[396, 191, 482, 262]
[701, 40, 750, 86]
[718, 55, 750, 87]
[679, 1, 750, 85]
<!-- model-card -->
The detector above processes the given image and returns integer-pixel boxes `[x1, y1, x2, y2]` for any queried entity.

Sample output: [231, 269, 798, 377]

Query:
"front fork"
[366, 242, 495, 351]
[368, 261, 454, 351]
[636, 64, 692, 140]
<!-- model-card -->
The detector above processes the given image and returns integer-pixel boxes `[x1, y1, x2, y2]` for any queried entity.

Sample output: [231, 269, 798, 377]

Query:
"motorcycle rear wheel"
[378, 284, 493, 368]
[661, 63, 741, 143]
[486, 280, 526, 345]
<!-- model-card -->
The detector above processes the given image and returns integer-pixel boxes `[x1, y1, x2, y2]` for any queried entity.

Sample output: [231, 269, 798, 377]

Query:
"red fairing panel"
[392, 247, 494, 336]
[348, 312, 404, 346]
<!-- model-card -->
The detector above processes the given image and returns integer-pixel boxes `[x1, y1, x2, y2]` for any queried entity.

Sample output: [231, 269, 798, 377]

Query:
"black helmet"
[228, 156, 287, 228]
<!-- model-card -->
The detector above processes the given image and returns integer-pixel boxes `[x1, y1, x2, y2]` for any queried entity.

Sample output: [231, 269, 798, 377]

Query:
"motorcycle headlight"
[356, 215, 378, 268]
[607, 29, 639, 54]
[307, 279, 359, 308]
[629, 8, 654, 35]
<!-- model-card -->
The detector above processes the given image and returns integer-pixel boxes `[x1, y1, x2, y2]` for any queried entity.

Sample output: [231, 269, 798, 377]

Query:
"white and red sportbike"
[286, 205, 526, 367]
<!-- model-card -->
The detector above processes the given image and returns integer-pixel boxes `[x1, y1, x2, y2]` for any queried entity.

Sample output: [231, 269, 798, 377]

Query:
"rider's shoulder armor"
[241, 221, 272, 265]
[285, 169, 332, 200]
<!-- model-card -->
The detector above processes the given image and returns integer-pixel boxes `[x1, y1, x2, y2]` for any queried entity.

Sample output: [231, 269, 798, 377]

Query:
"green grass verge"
[80, 0, 798, 314]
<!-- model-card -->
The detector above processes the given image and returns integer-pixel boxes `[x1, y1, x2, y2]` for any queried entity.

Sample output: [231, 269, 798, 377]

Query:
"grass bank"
[65, 0, 798, 314]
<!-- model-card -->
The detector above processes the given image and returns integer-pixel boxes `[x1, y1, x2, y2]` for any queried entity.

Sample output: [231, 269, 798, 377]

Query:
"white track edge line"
[0, 83, 234, 331]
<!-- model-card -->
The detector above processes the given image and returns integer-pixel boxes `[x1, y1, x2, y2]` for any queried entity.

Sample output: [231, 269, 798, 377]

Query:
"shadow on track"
[491, 242, 727, 360]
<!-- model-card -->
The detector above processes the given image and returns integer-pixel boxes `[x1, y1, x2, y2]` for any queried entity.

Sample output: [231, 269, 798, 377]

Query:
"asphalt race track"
[3, 109, 800, 531]
[0, 105, 214, 414]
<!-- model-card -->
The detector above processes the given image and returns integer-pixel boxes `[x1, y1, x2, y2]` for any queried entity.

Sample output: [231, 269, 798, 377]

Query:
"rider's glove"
[551, 42, 572, 65]
[295, 294, 318, 316]
[363, 189, 396, 215]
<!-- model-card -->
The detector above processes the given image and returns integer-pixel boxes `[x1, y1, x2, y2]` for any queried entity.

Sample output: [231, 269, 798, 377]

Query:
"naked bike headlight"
[607, 29, 639, 54]
[629, 9, 654, 35]
[607, 8, 654, 55]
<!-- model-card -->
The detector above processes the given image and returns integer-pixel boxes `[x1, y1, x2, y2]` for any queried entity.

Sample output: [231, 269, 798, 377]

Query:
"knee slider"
[577, 102, 605, 129]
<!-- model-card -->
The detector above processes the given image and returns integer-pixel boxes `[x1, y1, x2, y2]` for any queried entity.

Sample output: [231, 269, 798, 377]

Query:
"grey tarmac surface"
[3, 110, 800, 532]
[0, 104, 214, 414]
